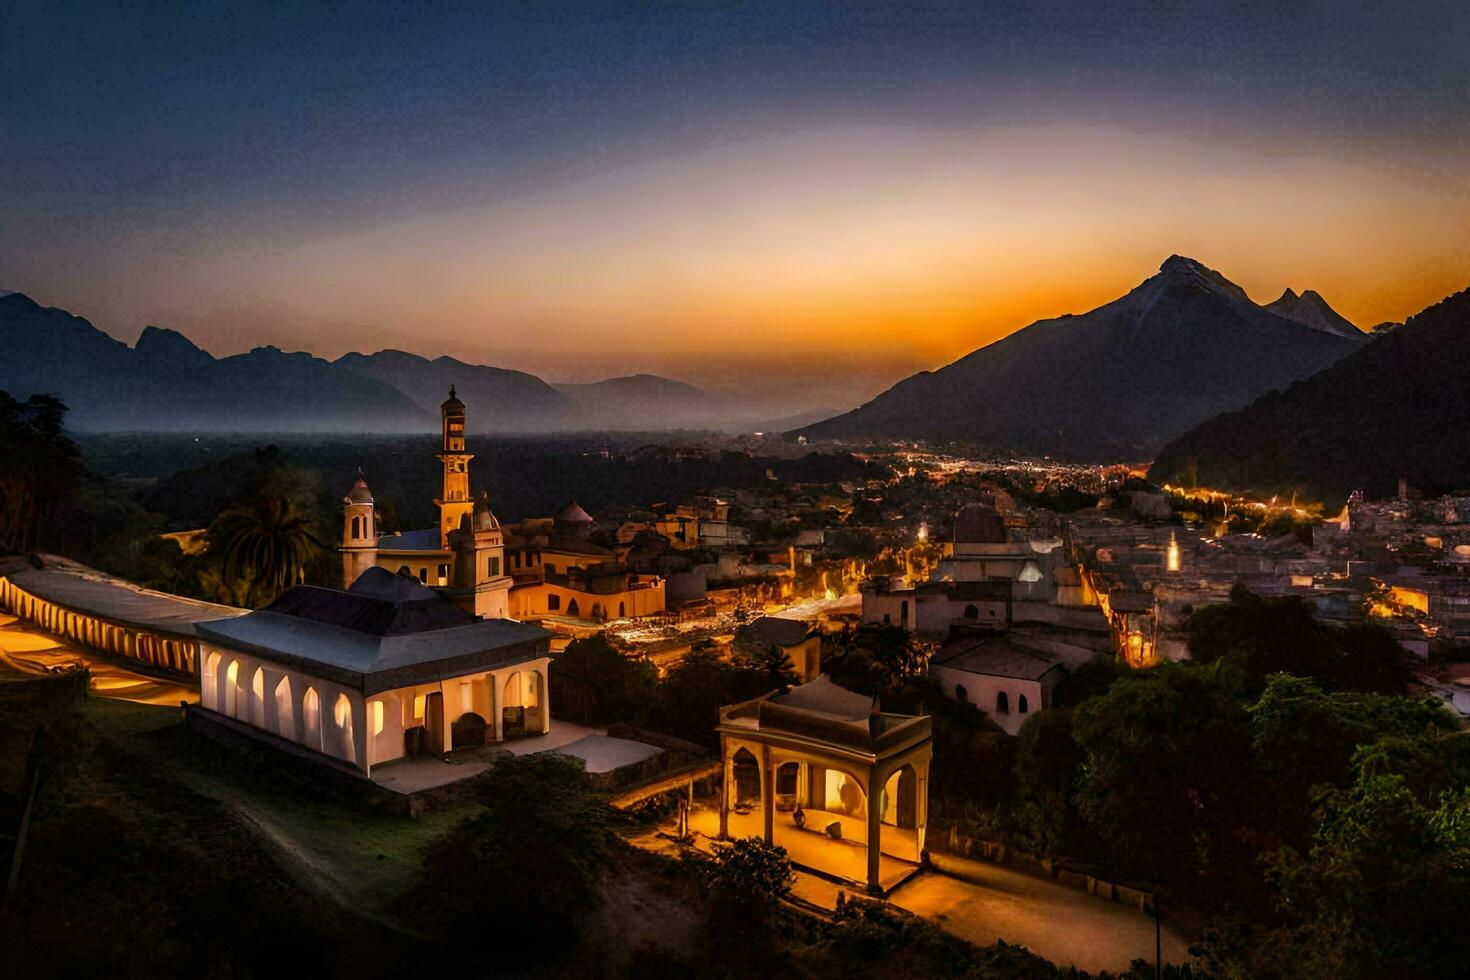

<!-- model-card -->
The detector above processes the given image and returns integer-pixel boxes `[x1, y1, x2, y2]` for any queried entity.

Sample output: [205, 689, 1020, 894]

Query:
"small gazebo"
[715, 674, 933, 894]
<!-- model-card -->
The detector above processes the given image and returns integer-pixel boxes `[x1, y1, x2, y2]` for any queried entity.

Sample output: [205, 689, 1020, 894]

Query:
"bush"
[398, 753, 613, 963]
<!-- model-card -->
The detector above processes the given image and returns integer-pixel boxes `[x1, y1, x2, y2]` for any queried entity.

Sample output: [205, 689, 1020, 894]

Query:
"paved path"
[891, 852, 1191, 974]
[0, 611, 196, 704]
[629, 813, 1192, 975]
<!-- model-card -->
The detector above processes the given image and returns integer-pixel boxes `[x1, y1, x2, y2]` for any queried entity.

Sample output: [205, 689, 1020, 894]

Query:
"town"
[5, 3, 1469, 976]
[4, 384, 1466, 975]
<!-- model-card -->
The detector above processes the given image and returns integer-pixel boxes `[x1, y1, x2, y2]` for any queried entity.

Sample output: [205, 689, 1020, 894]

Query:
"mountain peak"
[135, 324, 212, 365]
[1264, 287, 1362, 340]
[1132, 254, 1253, 312]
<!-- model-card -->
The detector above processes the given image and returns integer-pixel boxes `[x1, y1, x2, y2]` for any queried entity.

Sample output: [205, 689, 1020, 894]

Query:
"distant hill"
[337, 349, 573, 431]
[0, 292, 426, 432]
[795, 255, 1365, 460]
[1149, 285, 1470, 507]
[555, 374, 730, 430]
[0, 291, 795, 434]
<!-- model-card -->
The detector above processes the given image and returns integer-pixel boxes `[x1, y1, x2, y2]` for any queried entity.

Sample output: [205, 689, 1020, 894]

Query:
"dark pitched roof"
[376, 528, 444, 552]
[555, 500, 594, 523]
[265, 574, 475, 636]
[738, 616, 812, 647]
[930, 634, 1062, 681]
[197, 573, 552, 693]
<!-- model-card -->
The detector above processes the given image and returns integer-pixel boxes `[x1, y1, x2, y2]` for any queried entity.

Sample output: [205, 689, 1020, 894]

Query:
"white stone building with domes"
[340, 387, 663, 630]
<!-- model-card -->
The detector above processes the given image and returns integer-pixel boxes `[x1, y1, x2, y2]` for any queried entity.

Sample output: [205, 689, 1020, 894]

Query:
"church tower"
[341, 470, 380, 587]
[435, 386, 475, 549]
[450, 491, 512, 619]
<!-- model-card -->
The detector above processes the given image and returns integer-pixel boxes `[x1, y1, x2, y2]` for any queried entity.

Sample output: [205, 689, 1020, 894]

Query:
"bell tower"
[341, 470, 380, 587]
[435, 385, 475, 549]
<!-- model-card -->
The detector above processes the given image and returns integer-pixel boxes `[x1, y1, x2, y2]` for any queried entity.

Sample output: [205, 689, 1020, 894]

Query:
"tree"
[647, 649, 769, 748]
[549, 636, 657, 726]
[0, 391, 84, 553]
[1185, 584, 1408, 693]
[1071, 663, 1257, 897]
[205, 493, 324, 606]
[399, 753, 613, 962]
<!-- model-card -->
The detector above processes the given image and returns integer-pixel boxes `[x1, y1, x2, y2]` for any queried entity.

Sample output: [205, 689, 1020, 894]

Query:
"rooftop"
[930, 634, 1063, 681]
[737, 615, 812, 648]
[0, 554, 246, 637]
[196, 571, 550, 693]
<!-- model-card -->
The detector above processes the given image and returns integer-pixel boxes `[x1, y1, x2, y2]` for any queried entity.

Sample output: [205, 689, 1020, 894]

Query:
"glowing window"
[461, 682, 473, 712]
[370, 700, 385, 735]
[335, 694, 350, 727]
[413, 694, 426, 719]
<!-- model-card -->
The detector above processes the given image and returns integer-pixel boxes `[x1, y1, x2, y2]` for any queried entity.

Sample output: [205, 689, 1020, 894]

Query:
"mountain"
[1263, 288, 1362, 339]
[795, 256, 1366, 460]
[0, 292, 427, 431]
[555, 374, 730, 430]
[336, 349, 573, 431]
[1149, 285, 1470, 506]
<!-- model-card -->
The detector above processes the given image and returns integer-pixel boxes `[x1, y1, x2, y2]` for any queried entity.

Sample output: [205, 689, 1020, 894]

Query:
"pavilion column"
[539, 669, 551, 733]
[491, 673, 504, 742]
[866, 765, 885, 894]
[718, 734, 729, 840]
[916, 759, 930, 860]
[761, 744, 774, 845]
[439, 682, 454, 754]
[352, 695, 371, 776]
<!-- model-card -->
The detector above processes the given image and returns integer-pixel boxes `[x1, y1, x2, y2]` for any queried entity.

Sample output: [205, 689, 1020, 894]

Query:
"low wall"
[933, 820, 1156, 913]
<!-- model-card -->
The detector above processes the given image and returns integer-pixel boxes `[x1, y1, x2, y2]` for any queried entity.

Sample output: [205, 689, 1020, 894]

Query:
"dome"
[441, 384, 465, 415]
[954, 503, 1006, 544]
[473, 491, 500, 531]
[345, 471, 374, 504]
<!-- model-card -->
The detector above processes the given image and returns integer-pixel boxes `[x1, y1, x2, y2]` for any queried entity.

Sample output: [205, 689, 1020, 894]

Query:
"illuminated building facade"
[194, 567, 552, 776]
[716, 674, 932, 895]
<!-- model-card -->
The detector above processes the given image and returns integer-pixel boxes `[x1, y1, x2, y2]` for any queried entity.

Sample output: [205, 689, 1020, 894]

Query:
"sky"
[3, 1, 1469, 412]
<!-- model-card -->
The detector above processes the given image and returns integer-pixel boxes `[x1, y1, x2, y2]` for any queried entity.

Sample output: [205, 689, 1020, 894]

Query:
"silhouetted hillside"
[796, 256, 1364, 460]
[337, 349, 573, 431]
[1150, 285, 1470, 506]
[555, 374, 729, 429]
[0, 293, 427, 432]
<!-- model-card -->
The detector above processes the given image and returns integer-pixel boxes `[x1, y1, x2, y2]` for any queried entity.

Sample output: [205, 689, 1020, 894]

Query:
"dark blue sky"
[3, 1, 1468, 405]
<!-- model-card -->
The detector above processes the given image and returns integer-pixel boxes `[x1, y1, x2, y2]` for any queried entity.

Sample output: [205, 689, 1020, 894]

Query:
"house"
[715, 675, 932, 894]
[194, 567, 553, 777]
[928, 634, 1065, 736]
[734, 616, 821, 682]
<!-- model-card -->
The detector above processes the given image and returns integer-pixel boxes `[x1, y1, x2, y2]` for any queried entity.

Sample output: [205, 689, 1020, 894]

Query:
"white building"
[194, 567, 553, 777]
[928, 633, 1065, 736]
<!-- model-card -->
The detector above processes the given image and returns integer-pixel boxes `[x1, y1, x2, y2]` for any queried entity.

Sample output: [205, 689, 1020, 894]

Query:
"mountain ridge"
[1149, 284, 1470, 506]
[795, 255, 1366, 460]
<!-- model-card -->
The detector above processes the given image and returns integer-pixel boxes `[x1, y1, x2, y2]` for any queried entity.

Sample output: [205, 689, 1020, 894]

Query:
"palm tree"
[207, 494, 324, 607]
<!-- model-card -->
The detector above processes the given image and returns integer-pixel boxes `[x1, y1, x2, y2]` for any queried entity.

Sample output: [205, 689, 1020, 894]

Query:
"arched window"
[351, 516, 361, 539]
[955, 684, 968, 702]
[1018, 694, 1029, 714]
[335, 693, 356, 764]
[996, 690, 1009, 713]
[900, 600, 909, 628]
[963, 604, 979, 619]
[203, 651, 221, 709]
[566, 599, 580, 617]
[396, 565, 411, 577]
[618, 602, 625, 618]
[250, 667, 266, 726]
[274, 676, 295, 739]
[303, 687, 322, 750]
